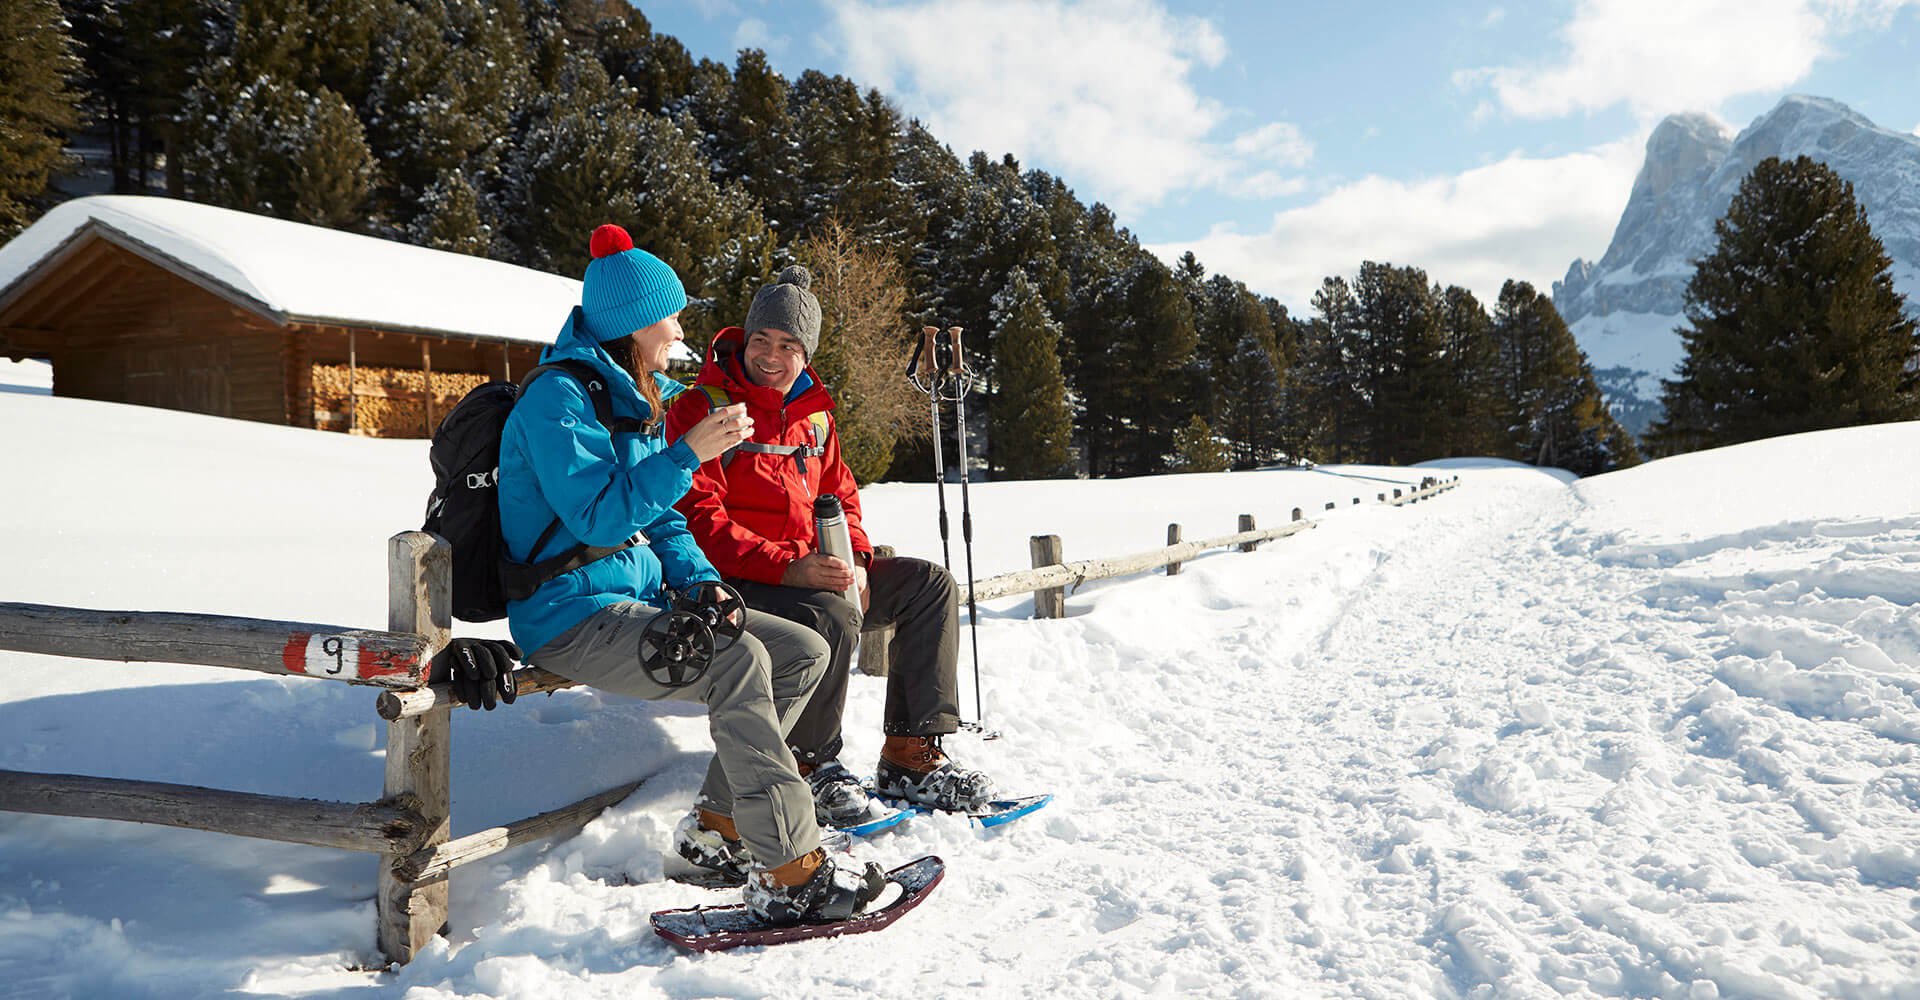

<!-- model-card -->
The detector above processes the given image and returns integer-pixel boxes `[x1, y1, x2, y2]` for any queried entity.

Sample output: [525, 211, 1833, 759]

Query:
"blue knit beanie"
[579, 224, 687, 343]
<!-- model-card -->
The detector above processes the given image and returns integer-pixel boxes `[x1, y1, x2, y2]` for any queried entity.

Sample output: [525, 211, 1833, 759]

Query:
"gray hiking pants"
[531, 603, 829, 868]
[727, 556, 962, 765]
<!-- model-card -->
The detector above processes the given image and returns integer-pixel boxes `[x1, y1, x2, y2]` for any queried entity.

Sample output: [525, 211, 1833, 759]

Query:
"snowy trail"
[1234, 468, 1920, 998]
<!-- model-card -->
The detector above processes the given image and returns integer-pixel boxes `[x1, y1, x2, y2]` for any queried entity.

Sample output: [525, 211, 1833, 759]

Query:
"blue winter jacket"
[498, 306, 717, 656]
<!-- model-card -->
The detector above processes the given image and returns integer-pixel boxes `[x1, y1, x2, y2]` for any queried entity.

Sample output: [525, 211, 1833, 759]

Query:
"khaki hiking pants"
[532, 603, 829, 868]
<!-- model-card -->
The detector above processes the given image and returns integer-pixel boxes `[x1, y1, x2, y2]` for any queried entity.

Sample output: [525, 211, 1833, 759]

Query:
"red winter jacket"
[664, 326, 872, 585]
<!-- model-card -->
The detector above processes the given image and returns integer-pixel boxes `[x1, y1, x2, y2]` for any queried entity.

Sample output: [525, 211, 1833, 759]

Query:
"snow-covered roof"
[0, 196, 684, 353]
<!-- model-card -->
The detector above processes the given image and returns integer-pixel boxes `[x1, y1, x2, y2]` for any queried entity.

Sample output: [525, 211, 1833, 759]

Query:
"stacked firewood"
[311, 364, 488, 437]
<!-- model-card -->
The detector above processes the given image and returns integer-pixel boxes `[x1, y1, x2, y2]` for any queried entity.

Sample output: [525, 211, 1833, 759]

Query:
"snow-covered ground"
[3, 374, 1918, 999]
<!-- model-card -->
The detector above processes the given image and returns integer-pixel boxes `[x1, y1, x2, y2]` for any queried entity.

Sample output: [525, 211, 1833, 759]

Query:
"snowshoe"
[653, 856, 945, 952]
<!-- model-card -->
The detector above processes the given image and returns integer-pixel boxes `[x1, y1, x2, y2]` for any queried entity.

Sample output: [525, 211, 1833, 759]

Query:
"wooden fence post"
[1165, 524, 1183, 575]
[1325, 501, 1336, 511]
[1393, 489, 1403, 501]
[1031, 535, 1065, 618]
[857, 545, 895, 677]
[1293, 507, 1303, 522]
[1237, 514, 1258, 552]
[378, 531, 452, 966]
[1378, 493, 1386, 502]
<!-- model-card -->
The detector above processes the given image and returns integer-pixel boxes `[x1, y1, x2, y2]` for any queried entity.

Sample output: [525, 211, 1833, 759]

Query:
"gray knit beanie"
[745, 265, 821, 357]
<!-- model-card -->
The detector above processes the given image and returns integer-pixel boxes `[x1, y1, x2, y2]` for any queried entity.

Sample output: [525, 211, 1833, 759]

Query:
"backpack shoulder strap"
[522, 360, 647, 434]
[696, 384, 731, 410]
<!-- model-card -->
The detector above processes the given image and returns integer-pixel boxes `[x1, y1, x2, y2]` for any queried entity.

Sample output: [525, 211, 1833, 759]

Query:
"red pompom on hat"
[589, 224, 634, 259]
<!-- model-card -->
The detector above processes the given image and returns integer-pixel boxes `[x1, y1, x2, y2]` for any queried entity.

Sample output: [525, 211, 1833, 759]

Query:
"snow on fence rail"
[0, 473, 1458, 965]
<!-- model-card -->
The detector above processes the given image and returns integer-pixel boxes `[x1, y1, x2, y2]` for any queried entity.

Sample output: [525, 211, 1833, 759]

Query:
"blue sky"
[643, 0, 1920, 311]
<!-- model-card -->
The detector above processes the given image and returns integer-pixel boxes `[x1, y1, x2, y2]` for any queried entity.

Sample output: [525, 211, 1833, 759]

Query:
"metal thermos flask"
[812, 494, 861, 608]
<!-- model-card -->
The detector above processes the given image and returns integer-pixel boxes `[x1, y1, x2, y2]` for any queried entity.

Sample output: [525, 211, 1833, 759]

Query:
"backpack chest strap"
[699, 385, 832, 472]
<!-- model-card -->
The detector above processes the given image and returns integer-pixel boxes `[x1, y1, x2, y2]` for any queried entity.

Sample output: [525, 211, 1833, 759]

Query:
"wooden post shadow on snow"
[0, 530, 636, 968]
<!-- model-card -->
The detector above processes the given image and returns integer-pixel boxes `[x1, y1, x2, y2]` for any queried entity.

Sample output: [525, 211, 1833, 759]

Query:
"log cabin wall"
[29, 244, 289, 425]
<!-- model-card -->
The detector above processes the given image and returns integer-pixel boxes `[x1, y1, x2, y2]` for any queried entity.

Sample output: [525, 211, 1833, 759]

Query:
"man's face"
[743, 327, 807, 395]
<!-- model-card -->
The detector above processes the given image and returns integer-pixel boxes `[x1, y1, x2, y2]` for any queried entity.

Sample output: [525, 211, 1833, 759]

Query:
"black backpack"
[423, 360, 649, 622]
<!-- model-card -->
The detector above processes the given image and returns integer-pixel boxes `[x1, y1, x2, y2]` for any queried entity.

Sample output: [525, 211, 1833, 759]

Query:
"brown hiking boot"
[876, 735, 996, 813]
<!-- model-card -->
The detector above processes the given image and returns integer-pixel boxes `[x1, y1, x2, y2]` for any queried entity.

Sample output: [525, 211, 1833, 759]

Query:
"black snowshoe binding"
[745, 852, 887, 925]
[806, 760, 896, 829]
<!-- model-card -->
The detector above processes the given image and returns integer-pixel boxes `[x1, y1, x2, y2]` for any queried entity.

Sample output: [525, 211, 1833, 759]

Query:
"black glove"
[678, 581, 746, 651]
[693, 581, 744, 630]
[434, 638, 522, 711]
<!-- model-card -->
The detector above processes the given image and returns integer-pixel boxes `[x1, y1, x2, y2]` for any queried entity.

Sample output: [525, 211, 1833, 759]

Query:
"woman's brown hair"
[600, 336, 664, 433]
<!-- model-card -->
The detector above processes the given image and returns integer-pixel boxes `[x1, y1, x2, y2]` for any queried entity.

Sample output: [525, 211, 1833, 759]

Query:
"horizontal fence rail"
[973, 475, 1457, 607]
[0, 769, 432, 854]
[0, 603, 433, 688]
[971, 517, 1316, 604]
[394, 780, 642, 884]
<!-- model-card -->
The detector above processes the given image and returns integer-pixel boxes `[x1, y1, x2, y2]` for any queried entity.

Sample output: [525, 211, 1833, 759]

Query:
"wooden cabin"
[0, 197, 582, 437]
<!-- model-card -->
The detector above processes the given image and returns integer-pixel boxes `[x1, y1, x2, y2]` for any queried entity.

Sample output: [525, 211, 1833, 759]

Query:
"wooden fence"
[0, 531, 638, 967]
[0, 474, 1458, 964]
[857, 474, 1459, 672]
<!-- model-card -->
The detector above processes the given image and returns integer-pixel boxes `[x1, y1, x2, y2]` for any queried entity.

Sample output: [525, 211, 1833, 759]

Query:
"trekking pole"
[944, 327, 989, 734]
[907, 325, 998, 739]
[907, 328, 953, 570]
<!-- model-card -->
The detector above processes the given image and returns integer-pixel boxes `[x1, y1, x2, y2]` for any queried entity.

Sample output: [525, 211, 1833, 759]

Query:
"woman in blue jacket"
[497, 225, 882, 925]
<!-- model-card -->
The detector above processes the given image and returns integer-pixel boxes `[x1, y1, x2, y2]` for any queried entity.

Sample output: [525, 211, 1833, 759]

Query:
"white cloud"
[1230, 122, 1314, 168]
[826, 0, 1304, 210]
[1230, 173, 1309, 199]
[1147, 135, 1647, 313]
[734, 18, 774, 53]
[1462, 0, 1920, 120]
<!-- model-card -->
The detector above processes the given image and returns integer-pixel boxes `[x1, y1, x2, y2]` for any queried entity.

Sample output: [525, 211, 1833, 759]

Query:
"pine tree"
[708, 49, 798, 229]
[1172, 414, 1230, 473]
[0, 0, 85, 239]
[1301, 276, 1364, 462]
[1650, 155, 1920, 454]
[1493, 281, 1639, 474]
[1079, 256, 1197, 475]
[1219, 326, 1286, 468]
[1434, 285, 1506, 458]
[183, 73, 375, 228]
[363, 0, 531, 229]
[408, 167, 494, 256]
[1350, 262, 1444, 465]
[66, 0, 225, 195]
[988, 268, 1074, 479]
[291, 86, 376, 228]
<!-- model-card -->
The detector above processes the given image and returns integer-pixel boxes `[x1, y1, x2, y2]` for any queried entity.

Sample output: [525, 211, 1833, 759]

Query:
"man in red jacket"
[666, 265, 996, 831]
